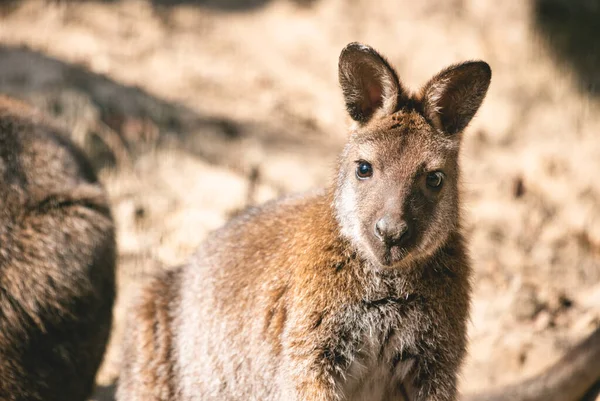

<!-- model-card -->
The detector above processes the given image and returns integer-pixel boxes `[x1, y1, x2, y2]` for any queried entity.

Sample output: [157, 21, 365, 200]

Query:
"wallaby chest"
[338, 298, 419, 400]
[298, 235, 468, 401]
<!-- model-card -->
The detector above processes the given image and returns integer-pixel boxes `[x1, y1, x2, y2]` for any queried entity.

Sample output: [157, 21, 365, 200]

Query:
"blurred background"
[0, 0, 599, 399]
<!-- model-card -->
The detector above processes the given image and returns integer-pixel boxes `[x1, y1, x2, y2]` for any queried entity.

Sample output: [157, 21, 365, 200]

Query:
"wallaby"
[0, 96, 116, 400]
[117, 42, 600, 401]
[117, 42, 488, 401]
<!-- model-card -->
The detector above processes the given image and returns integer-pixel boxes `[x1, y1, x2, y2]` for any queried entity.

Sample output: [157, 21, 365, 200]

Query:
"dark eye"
[356, 161, 373, 179]
[426, 171, 444, 189]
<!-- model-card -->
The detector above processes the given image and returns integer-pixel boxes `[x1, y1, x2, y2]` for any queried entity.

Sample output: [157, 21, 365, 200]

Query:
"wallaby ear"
[338, 43, 404, 124]
[421, 61, 491, 135]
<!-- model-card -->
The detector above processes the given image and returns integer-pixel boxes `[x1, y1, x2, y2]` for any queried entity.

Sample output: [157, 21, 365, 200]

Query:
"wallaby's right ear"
[338, 43, 404, 124]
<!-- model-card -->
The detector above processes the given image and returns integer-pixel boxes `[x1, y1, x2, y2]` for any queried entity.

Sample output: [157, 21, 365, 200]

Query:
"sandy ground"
[0, 0, 599, 399]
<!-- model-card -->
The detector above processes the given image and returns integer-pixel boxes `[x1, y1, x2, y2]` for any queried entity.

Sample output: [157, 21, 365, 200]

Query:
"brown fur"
[0, 96, 116, 400]
[117, 43, 491, 401]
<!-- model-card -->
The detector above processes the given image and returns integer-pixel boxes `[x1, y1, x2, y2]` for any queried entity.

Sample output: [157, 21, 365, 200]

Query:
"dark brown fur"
[117, 43, 491, 401]
[0, 96, 116, 400]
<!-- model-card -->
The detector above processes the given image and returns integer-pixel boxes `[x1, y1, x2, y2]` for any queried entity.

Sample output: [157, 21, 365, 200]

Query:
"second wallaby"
[117, 42, 490, 401]
[0, 96, 116, 401]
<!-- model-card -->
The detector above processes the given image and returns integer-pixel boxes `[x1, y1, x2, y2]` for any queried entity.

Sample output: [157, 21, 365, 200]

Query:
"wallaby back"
[117, 43, 491, 401]
[463, 326, 600, 401]
[0, 96, 116, 401]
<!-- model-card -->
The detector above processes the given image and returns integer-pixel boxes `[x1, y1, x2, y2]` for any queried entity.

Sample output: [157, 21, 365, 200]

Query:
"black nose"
[374, 217, 411, 247]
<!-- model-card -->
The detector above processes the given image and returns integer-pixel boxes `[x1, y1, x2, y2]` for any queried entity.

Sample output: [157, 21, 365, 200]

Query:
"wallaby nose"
[374, 217, 411, 247]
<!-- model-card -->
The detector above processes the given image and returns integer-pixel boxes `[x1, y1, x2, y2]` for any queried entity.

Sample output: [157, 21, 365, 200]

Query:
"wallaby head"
[334, 42, 491, 268]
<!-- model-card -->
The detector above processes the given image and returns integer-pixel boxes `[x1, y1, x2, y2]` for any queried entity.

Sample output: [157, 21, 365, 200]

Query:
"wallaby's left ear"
[421, 61, 491, 135]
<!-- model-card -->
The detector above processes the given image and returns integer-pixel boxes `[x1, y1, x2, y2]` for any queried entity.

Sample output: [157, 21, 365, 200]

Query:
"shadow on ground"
[581, 381, 600, 401]
[533, 0, 600, 96]
[0, 46, 333, 181]
[91, 383, 116, 401]
[0, 0, 318, 14]
[150, 0, 318, 9]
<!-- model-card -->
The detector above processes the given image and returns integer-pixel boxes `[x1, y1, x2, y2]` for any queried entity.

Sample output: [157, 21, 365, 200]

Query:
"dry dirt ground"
[0, 0, 599, 399]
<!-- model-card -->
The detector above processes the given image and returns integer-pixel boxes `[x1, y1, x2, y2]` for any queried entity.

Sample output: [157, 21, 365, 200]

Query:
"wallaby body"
[0, 96, 116, 400]
[117, 43, 490, 401]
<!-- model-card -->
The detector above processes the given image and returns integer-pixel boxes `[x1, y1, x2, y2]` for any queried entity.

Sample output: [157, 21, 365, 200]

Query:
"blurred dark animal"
[534, 0, 600, 96]
[0, 96, 116, 401]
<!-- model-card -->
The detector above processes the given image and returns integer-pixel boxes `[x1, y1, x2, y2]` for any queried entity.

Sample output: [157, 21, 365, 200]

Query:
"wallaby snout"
[374, 216, 411, 247]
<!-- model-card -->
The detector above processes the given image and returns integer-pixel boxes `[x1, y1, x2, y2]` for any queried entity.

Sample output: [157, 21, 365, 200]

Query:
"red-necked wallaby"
[116, 43, 599, 401]
[117, 42, 487, 401]
[0, 96, 116, 400]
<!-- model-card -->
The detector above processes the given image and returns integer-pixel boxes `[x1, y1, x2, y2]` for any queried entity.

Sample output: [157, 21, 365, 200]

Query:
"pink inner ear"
[366, 82, 384, 111]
